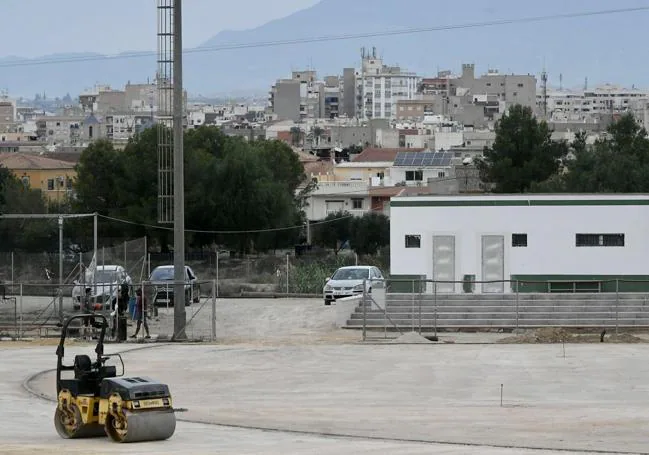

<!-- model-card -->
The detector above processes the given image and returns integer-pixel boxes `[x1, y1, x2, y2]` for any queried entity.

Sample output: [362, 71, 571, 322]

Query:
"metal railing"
[354, 278, 649, 340]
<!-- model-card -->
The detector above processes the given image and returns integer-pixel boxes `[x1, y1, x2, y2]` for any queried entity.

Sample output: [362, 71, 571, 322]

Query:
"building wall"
[274, 81, 301, 121]
[390, 166, 450, 185]
[305, 195, 370, 220]
[14, 168, 76, 202]
[342, 68, 356, 118]
[390, 195, 649, 293]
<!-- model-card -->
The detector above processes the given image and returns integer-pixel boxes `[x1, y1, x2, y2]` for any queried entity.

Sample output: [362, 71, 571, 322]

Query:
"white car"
[323, 265, 385, 305]
[72, 265, 132, 310]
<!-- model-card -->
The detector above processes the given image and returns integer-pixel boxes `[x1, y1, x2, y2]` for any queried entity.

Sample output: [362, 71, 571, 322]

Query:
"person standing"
[81, 287, 93, 340]
[131, 288, 150, 339]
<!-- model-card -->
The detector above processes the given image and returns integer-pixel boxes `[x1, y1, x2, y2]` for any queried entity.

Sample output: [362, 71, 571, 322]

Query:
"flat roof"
[391, 194, 649, 207]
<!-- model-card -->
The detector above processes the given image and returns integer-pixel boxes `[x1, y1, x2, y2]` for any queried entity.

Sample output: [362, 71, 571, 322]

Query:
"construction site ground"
[2, 297, 649, 454]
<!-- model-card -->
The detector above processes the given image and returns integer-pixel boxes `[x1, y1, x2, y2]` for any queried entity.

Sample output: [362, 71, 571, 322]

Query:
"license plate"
[139, 399, 164, 408]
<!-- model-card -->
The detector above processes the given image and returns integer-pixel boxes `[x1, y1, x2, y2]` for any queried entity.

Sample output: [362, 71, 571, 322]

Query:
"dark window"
[351, 198, 363, 210]
[405, 170, 423, 181]
[405, 235, 421, 248]
[512, 233, 527, 247]
[47, 179, 54, 190]
[576, 234, 625, 247]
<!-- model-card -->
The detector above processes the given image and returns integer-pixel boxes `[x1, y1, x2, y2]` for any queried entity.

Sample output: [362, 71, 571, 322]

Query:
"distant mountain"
[2, 0, 649, 98]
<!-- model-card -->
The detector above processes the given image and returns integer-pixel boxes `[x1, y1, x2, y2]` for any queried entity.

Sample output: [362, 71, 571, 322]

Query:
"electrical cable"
[96, 174, 472, 234]
[0, 7, 646, 68]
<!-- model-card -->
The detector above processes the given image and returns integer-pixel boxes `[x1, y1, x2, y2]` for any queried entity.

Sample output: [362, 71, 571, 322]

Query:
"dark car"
[148, 265, 200, 307]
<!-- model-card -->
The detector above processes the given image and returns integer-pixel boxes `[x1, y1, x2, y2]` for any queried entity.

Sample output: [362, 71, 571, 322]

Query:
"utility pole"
[172, 0, 186, 340]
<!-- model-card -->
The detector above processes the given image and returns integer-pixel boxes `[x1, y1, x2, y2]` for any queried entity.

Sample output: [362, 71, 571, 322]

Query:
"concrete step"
[345, 318, 649, 328]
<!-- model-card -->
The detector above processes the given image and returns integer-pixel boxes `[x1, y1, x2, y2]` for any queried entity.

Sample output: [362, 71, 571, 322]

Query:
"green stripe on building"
[390, 199, 649, 208]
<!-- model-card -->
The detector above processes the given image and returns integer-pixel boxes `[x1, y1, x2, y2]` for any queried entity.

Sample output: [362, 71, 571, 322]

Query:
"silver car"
[323, 265, 385, 305]
[72, 265, 132, 310]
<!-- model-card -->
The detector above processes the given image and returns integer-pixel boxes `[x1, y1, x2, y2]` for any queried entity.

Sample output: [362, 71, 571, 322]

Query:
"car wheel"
[324, 299, 333, 306]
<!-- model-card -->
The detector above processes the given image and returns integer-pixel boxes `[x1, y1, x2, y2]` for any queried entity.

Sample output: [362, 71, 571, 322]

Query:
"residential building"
[0, 98, 16, 133]
[356, 47, 420, 120]
[390, 194, 649, 294]
[36, 115, 84, 146]
[269, 71, 326, 121]
[0, 153, 76, 203]
[389, 151, 455, 186]
[539, 84, 649, 122]
[104, 112, 154, 143]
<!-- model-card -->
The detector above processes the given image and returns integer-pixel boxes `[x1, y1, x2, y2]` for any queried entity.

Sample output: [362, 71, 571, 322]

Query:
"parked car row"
[72, 263, 201, 310]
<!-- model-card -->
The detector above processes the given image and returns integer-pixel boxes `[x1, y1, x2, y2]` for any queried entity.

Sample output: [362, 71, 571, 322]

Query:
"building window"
[512, 233, 528, 247]
[351, 198, 363, 210]
[405, 235, 421, 248]
[376, 172, 385, 179]
[576, 233, 625, 247]
[517, 83, 524, 88]
[405, 170, 423, 181]
[437, 171, 445, 178]
[47, 179, 54, 190]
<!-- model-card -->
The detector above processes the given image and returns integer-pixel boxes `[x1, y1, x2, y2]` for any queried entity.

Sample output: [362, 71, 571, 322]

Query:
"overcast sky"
[2, 0, 320, 57]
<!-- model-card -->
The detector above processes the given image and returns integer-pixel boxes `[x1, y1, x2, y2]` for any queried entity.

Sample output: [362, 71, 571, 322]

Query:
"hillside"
[1, 0, 648, 97]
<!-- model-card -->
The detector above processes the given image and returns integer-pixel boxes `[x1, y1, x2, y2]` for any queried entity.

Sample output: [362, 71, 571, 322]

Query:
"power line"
[97, 212, 356, 234]
[96, 173, 474, 234]
[0, 7, 646, 69]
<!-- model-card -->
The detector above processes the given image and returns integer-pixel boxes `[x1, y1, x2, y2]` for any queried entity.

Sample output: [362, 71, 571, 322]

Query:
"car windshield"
[85, 270, 118, 283]
[331, 268, 370, 280]
[150, 268, 174, 281]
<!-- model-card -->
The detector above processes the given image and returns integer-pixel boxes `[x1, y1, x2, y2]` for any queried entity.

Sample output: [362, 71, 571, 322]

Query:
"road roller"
[54, 313, 177, 443]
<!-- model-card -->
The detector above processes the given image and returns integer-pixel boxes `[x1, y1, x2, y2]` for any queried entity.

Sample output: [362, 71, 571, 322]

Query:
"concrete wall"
[390, 195, 649, 293]
[274, 81, 301, 121]
[342, 68, 356, 118]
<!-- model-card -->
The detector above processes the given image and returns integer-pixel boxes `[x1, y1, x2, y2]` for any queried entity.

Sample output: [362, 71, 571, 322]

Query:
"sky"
[2, 0, 320, 57]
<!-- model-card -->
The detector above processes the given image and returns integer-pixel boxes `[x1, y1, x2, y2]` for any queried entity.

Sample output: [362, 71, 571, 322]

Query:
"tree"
[0, 166, 57, 252]
[349, 212, 390, 257]
[532, 114, 649, 193]
[312, 211, 352, 254]
[289, 126, 302, 147]
[476, 104, 569, 193]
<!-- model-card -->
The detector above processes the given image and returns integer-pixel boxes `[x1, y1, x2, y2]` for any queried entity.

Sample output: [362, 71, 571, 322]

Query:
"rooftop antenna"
[584, 77, 588, 91]
[559, 73, 563, 91]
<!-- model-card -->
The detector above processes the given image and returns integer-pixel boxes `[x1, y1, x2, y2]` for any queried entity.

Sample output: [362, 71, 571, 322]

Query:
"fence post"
[411, 280, 415, 332]
[433, 281, 438, 338]
[286, 253, 290, 297]
[418, 280, 422, 335]
[216, 250, 219, 298]
[615, 279, 619, 335]
[19, 283, 23, 339]
[362, 279, 367, 342]
[211, 279, 217, 342]
[515, 280, 520, 329]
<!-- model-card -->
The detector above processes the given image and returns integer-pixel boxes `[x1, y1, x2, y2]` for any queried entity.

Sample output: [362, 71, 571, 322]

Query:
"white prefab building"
[390, 194, 649, 294]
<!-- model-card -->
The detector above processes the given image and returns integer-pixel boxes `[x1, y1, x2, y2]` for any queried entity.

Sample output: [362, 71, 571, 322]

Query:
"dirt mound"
[392, 331, 433, 344]
[500, 328, 647, 344]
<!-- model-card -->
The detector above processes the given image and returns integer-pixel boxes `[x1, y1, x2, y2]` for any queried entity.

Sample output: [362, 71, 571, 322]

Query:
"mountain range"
[1, 0, 648, 98]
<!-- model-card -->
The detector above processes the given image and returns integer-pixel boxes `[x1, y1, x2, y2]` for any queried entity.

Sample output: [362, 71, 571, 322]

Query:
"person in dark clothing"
[131, 288, 150, 339]
[110, 283, 130, 339]
[81, 287, 93, 340]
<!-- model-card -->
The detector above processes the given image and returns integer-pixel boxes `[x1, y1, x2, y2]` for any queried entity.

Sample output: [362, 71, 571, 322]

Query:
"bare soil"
[499, 328, 647, 344]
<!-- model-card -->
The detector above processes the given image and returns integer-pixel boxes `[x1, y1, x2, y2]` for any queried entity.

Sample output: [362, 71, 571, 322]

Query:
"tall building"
[269, 71, 327, 121]
[356, 47, 420, 120]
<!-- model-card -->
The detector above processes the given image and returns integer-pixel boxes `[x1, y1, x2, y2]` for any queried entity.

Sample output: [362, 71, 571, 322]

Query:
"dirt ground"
[498, 327, 648, 344]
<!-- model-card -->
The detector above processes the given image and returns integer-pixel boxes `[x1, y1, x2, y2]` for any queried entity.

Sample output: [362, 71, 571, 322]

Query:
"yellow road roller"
[54, 313, 177, 443]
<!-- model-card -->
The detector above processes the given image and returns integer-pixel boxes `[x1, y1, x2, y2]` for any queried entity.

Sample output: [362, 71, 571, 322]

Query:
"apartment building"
[356, 48, 420, 120]
[269, 71, 326, 121]
[539, 84, 649, 122]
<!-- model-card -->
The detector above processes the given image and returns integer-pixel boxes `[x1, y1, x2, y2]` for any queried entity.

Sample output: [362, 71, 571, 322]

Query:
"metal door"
[481, 235, 505, 293]
[432, 236, 455, 293]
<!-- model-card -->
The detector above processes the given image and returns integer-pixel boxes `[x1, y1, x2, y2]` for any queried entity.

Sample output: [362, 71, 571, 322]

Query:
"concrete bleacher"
[344, 292, 649, 330]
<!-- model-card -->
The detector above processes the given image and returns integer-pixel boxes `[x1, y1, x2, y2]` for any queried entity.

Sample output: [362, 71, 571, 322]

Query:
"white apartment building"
[356, 49, 420, 120]
[539, 84, 649, 121]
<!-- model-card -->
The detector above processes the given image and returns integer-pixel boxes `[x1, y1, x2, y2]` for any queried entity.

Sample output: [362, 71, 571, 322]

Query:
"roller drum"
[54, 407, 105, 439]
[105, 409, 176, 443]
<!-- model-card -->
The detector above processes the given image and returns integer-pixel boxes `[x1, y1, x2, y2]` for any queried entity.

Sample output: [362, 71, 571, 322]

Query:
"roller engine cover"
[100, 377, 171, 401]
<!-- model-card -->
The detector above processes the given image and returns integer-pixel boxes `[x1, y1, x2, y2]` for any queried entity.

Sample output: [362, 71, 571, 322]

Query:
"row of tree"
[0, 125, 388, 256]
[477, 106, 649, 194]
